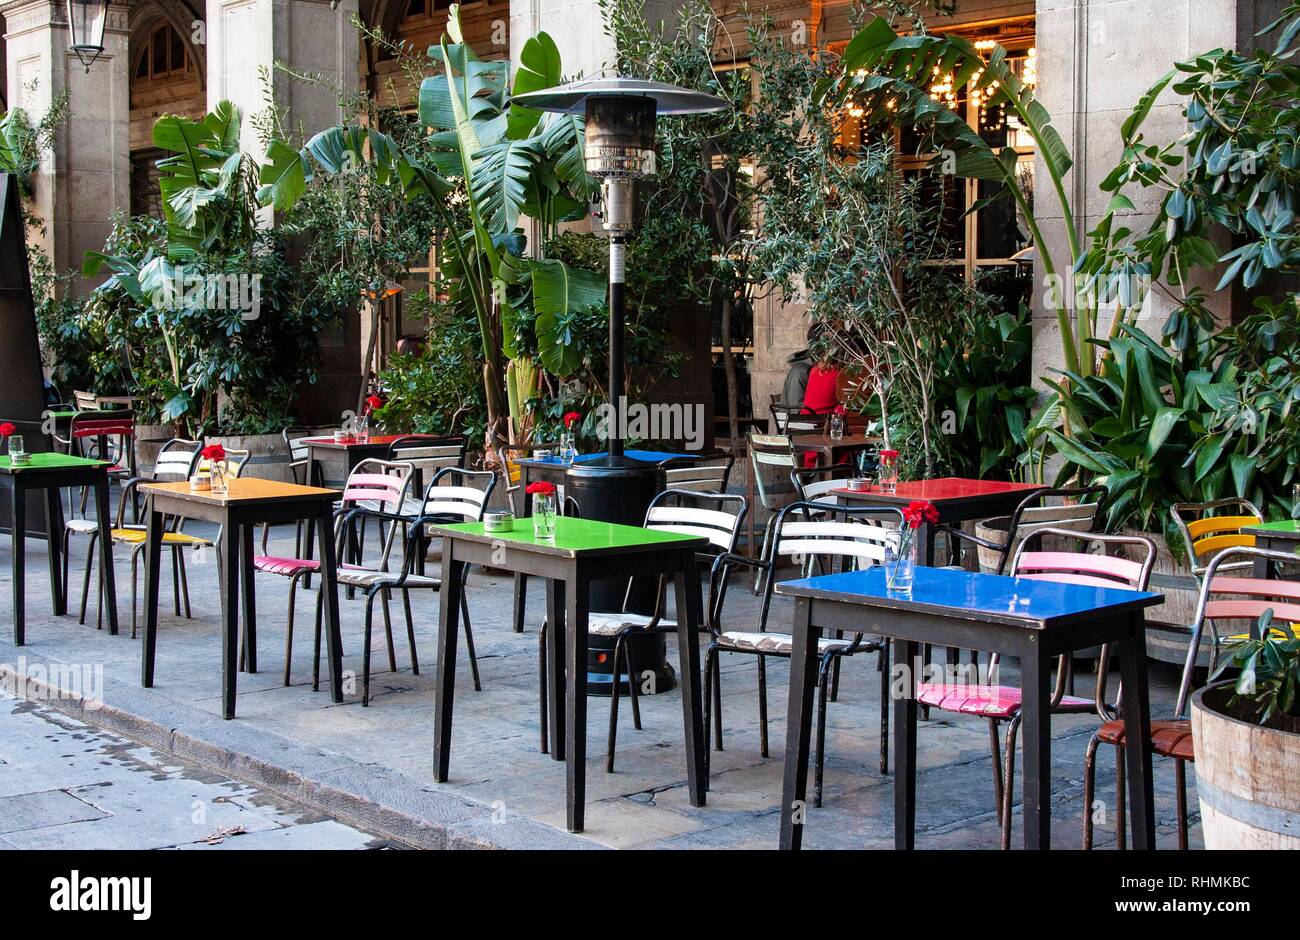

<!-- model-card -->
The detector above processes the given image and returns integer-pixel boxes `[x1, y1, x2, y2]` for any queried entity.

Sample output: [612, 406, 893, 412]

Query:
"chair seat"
[254, 555, 322, 576]
[335, 568, 441, 590]
[1097, 718, 1194, 761]
[66, 518, 210, 547]
[65, 518, 99, 534]
[587, 612, 677, 636]
[718, 630, 859, 655]
[916, 683, 1094, 719]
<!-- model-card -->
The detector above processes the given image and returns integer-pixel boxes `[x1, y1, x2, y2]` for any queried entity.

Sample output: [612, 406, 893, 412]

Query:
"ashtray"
[8, 452, 31, 466]
[484, 511, 515, 533]
[532, 449, 554, 460]
[846, 477, 873, 492]
[189, 475, 212, 492]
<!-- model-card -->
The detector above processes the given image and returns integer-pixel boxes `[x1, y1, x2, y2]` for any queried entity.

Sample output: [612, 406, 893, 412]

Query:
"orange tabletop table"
[138, 479, 345, 719]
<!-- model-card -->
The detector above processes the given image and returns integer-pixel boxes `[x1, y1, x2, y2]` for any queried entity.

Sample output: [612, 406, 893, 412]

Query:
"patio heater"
[514, 77, 726, 694]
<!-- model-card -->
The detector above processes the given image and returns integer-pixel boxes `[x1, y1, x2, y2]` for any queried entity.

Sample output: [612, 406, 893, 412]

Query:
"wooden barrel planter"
[205, 432, 297, 483]
[1191, 682, 1300, 849]
[135, 423, 175, 472]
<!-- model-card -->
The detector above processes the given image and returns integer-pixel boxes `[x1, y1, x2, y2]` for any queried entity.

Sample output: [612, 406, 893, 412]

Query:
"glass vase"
[532, 494, 556, 540]
[879, 455, 899, 494]
[829, 413, 844, 441]
[886, 532, 916, 593]
[210, 460, 229, 495]
[560, 431, 577, 464]
[7, 434, 24, 460]
[355, 414, 370, 443]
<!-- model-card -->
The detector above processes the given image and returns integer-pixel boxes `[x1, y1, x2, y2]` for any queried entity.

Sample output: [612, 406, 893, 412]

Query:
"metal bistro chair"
[706, 501, 902, 806]
[657, 451, 735, 494]
[385, 435, 467, 570]
[1083, 546, 1300, 850]
[533, 490, 748, 772]
[746, 432, 798, 592]
[1170, 498, 1264, 577]
[770, 402, 828, 436]
[64, 438, 202, 632]
[915, 528, 1156, 849]
[54, 410, 138, 515]
[315, 466, 496, 705]
[939, 485, 1107, 574]
[256, 459, 412, 687]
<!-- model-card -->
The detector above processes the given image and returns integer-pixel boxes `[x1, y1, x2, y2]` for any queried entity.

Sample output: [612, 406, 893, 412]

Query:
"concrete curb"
[0, 646, 600, 851]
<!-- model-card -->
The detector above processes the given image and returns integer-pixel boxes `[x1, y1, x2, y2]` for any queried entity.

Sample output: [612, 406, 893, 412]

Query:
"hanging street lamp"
[66, 0, 109, 72]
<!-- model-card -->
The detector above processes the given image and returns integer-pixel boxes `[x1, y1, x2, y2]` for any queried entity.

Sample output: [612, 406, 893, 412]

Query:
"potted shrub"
[1191, 610, 1300, 849]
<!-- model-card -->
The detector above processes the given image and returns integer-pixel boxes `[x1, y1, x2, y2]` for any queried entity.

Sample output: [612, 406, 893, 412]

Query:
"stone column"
[204, 0, 359, 155]
[2, 0, 130, 288]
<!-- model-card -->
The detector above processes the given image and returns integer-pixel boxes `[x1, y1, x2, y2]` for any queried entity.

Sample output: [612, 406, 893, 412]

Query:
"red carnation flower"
[562, 411, 581, 429]
[365, 395, 384, 414]
[880, 448, 899, 460]
[903, 499, 939, 528]
[833, 404, 846, 416]
[525, 481, 557, 496]
[201, 444, 226, 462]
[0, 422, 15, 438]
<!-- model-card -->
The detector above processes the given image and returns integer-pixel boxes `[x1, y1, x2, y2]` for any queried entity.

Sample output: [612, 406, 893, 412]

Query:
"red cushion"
[253, 555, 321, 576]
[917, 683, 1022, 719]
[1097, 719, 1194, 761]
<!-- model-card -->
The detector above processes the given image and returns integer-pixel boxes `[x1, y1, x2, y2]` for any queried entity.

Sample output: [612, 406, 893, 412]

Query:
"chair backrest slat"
[419, 468, 496, 523]
[1013, 550, 1146, 587]
[1171, 499, 1263, 573]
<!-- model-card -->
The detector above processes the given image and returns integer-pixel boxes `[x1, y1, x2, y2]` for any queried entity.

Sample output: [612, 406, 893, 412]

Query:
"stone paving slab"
[0, 516, 1202, 850]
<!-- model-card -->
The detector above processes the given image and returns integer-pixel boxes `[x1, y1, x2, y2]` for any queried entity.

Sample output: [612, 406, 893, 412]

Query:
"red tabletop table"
[833, 477, 1046, 566]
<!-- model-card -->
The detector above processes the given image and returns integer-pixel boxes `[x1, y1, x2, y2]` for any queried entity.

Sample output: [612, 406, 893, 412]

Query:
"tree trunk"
[720, 294, 739, 445]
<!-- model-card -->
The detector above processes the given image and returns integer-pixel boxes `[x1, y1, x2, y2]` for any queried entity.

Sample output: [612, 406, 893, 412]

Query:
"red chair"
[914, 527, 1156, 848]
[1083, 545, 1300, 849]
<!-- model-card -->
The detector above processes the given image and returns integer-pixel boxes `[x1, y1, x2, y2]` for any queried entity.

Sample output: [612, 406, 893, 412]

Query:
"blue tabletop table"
[774, 565, 1163, 850]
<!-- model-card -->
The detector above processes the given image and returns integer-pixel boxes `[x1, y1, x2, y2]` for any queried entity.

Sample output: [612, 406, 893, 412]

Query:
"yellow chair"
[1170, 498, 1263, 576]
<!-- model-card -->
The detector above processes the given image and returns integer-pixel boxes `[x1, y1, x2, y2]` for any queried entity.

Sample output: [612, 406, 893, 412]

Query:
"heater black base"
[584, 631, 677, 697]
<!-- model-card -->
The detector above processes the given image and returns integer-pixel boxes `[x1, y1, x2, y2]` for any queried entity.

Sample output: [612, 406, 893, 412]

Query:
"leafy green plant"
[1212, 609, 1300, 726]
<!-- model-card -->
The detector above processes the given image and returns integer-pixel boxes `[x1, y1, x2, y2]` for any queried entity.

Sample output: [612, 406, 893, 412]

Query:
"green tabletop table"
[1244, 520, 1300, 577]
[1, 453, 118, 643]
[426, 516, 710, 834]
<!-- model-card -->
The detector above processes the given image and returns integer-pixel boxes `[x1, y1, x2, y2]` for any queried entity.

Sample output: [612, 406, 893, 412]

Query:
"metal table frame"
[2, 454, 118, 643]
[139, 479, 345, 719]
[775, 566, 1162, 850]
[427, 517, 710, 833]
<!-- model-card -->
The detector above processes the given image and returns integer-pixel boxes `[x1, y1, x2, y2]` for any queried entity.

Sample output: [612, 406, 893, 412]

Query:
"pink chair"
[1083, 545, 1300, 849]
[253, 459, 413, 687]
[915, 527, 1156, 848]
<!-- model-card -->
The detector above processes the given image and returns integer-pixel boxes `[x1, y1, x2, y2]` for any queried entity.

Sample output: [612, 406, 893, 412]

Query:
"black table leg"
[673, 560, 707, 808]
[93, 476, 118, 636]
[140, 498, 164, 687]
[894, 638, 920, 849]
[565, 568, 590, 833]
[1020, 637, 1051, 849]
[316, 505, 344, 704]
[240, 522, 257, 674]
[1117, 617, 1156, 849]
[433, 541, 466, 783]
[11, 481, 24, 645]
[779, 596, 820, 850]
[44, 486, 66, 616]
[220, 520, 241, 719]
[545, 577, 566, 762]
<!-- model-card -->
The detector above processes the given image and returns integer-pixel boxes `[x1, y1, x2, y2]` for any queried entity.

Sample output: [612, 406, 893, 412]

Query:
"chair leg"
[753, 516, 776, 594]
[703, 644, 715, 777]
[171, 548, 181, 616]
[460, 590, 481, 692]
[1115, 744, 1127, 851]
[757, 654, 769, 758]
[283, 574, 300, 686]
[606, 634, 626, 773]
[1000, 715, 1020, 850]
[362, 594, 375, 706]
[178, 548, 192, 618]
[625, 636, 642, 731]
[79, 533, 97, 625]
[829, 644, 842, 703]
[61, 528, 71, 606]
[381, 586, 396, 672]
[814, 654, 834, 808]
[712, 647, 724, 753]
[988, 718, 1005, 825]
[1083, 732, 1102, 849]
[312, 590, 324, 693]
[402, 588, 418, 675]
[538, 619, 549, 754]
[130, 548, 139, 639]
[513, 572, 527, 633]
[878, 642, 890, 775]
[1175, 758, 1189, 850]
